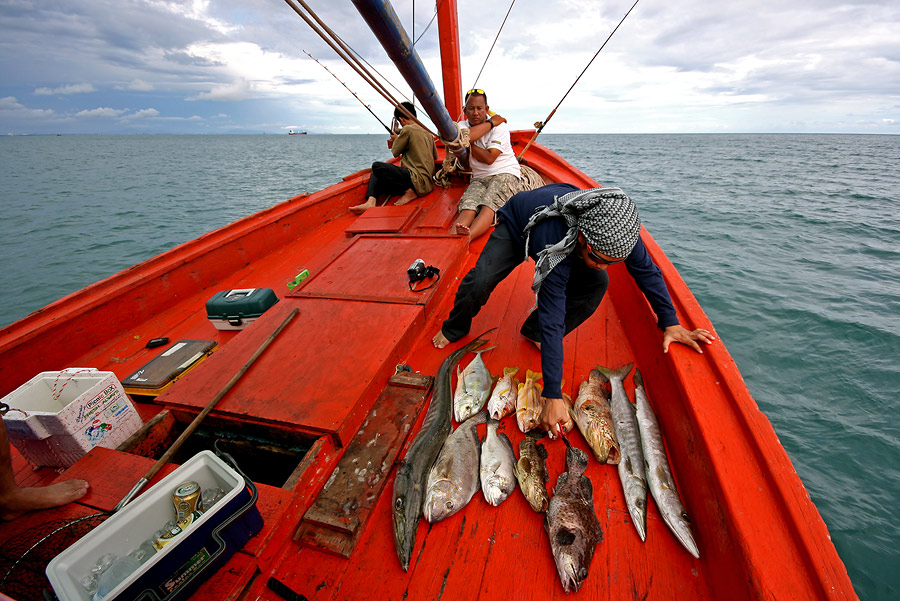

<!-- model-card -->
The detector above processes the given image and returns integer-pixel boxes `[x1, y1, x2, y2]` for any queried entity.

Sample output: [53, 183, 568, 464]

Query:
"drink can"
[173, 481, 202, 522]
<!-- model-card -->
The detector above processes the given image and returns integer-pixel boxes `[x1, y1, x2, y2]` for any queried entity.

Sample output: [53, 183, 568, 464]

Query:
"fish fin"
[536, 442, 548, 461]
[579, 475, 594, 502]
[473, 345, 498, 356]
[535, 383, 543, 396]
[595, 362, 633, 381]
[633, 368, 644, 389]
[525, 369, 535, 381]
[567, 407, 579, 422]
[504, 366, 519, 377]
[464, 410, 488, 427]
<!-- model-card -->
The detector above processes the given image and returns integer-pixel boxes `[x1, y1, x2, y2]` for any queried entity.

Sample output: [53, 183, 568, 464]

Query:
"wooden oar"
[114, 307, 300, 512]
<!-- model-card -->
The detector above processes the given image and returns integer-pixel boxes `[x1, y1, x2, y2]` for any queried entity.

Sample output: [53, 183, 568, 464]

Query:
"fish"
[544, 435, 603, 594]
[423, 411, 487, 523]
[571, 369, 621, 464]
[392, 332, 493, 571]
[597, 363, 647, 542]
[633, 369, 700, 558]
[513, 430, 550, 512]
[480, 416, 517, 506]
[515, 369, 544, 433]
[453, 347, 496, 423]
[487, 366, 519, 420]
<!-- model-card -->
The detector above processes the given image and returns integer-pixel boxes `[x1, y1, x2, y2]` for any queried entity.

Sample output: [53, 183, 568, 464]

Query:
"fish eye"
[395, 498, 403, 510]
[445, 501, 454, 509]
[681, 512, 691, 523]
[636, 499, 644, 508]
[579, 568, 588, 579]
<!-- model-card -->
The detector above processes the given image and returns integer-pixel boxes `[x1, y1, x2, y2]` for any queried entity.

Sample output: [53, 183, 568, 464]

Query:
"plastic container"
[1, 368, 143, 468]
[46, 450, 263, 601]
[205, 288, 279, 331]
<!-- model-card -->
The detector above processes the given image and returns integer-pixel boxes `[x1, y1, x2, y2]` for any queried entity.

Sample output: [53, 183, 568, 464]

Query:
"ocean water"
[1, 133, 897, 598]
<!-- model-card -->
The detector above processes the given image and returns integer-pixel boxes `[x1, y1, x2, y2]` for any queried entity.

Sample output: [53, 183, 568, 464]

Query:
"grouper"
[391, 333, 493, 571]
[545, 436, 603, 593]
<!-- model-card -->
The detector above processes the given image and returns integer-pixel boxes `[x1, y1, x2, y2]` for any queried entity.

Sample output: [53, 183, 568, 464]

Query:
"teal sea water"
[1, 133, 897, 598]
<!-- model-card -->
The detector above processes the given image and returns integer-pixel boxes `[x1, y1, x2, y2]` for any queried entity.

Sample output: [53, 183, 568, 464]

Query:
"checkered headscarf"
[523, 187, 641, 304]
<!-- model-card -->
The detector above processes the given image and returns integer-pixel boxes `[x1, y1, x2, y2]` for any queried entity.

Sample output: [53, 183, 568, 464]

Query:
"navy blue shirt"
[497, 183, 679, 399]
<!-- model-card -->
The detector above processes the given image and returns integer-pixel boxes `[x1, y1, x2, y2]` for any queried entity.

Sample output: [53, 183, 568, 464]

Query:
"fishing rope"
[467, 0, 517, 103]
[283, 0, 438, 137]
[518, 0, 642, 159]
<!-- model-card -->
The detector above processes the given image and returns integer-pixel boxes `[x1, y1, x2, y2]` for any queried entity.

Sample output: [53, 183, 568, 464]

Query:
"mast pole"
[351, 0, 459, 142]
[436, 0, 462, 118]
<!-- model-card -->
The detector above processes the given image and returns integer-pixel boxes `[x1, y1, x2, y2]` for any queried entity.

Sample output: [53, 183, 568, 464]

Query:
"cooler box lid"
[205, 288, 279, 320]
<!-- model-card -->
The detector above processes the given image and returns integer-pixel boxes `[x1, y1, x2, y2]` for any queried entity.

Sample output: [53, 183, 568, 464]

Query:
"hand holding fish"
[662, 324, 716, 354]
[541, 396, 573, 440]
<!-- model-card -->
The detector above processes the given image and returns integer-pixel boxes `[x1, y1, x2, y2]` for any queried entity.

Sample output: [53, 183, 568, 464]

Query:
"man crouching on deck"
[432, 183, 715, 438]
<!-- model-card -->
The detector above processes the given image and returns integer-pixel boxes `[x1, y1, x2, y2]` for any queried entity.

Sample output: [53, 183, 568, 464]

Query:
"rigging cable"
[518, 0, 641, 159]
[467, 0, 517, 99]
[303, 50, 394, 134]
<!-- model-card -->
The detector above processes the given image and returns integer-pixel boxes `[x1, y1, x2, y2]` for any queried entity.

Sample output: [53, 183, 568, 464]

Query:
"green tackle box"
[205, 288, 279, 331]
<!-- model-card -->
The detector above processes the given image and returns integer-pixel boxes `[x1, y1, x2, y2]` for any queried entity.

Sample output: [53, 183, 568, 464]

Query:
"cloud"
[75, 107, 128, 118]
[126, 108, 160, 119]
[125, 79, 154, 91]
[34, 83, 97, 96]
[0, 96, 58, 119]
[189, 79, 252, 101]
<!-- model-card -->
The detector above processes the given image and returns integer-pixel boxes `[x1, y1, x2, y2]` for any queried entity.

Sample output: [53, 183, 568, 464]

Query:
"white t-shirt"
[458, 119, 522, 180]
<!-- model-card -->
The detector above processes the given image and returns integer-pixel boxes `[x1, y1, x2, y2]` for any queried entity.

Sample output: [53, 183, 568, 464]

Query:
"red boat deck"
[0, 138, 856, 601]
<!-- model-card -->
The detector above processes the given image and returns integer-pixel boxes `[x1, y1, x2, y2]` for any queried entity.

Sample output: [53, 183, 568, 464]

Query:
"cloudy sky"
[1, 0, 898, 135]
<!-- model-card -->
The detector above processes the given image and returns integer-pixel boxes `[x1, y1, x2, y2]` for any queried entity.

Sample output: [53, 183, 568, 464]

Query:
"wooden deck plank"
[344, 205, 420, 236]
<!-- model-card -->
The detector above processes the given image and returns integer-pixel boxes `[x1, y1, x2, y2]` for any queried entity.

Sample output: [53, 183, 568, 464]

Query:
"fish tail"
[633, 368, 644, 389]
[473, 345, 499, 357]
[595, 362, 633, 381]
[504, 366, 519, 377]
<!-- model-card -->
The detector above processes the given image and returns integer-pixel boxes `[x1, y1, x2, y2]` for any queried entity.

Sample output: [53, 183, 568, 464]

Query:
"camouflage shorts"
[458, 172, 525, 213]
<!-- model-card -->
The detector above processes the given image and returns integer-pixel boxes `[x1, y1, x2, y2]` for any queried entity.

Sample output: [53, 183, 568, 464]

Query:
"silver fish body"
[480, 417, 517, 506]
[544, 438, 603, 593]
[392, 335, 490, 571]
[423, 411, 486, 523]
[633, 369, 700, 558]
[487, 366, 519, 420]
[454, 348, 494, 422]
[597, 363, 647, 541]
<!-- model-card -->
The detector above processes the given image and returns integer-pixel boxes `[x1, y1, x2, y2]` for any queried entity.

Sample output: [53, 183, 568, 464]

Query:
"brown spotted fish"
[572, 369, 621, 464]
[514, 430, 550, 512]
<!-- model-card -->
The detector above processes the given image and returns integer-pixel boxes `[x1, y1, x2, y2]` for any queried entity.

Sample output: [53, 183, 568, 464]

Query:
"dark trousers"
[441, 222, 609, 342]
[366, 161, 414, 199]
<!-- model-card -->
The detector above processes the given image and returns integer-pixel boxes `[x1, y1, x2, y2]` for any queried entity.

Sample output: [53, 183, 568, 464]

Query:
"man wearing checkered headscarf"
[433, 182, 715, 438]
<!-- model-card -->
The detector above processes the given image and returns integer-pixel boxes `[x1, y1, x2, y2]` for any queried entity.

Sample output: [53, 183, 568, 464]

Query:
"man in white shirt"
[453, 89, 525, 241]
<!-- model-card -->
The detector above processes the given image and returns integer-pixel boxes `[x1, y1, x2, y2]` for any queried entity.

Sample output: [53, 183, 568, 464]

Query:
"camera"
[408, 259, 439, 283]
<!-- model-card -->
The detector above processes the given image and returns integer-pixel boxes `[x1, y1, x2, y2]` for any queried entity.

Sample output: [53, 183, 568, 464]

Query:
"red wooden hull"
[0, 135, 856, 600]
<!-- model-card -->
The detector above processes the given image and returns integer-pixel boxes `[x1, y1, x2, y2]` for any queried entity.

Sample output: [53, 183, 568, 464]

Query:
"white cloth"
[457, 119, 522, 180]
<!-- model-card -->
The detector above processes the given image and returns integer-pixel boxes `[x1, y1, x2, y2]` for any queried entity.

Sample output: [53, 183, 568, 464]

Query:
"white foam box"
[46, 450, 263, 601]
[1, 368, 143, 468]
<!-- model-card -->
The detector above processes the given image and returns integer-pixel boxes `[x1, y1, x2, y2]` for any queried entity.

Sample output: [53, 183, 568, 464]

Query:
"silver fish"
[597, 363, 647, 541]
[392, 334, 492, 571]
[480, 416, 517, 506]
[454, 347, 495, 423]
[487, 366, 519, 420]
[633, 369, 700, 558]
[544, 436, 603, 593]
[423, 411, 487, 523]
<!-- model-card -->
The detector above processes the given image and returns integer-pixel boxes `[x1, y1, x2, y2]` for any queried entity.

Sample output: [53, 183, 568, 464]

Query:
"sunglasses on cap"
[465, 88, 486, 98]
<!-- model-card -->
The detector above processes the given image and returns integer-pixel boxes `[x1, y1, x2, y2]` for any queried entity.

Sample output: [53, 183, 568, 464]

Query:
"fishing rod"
[518, 0, 641, 159]
[303, 49, 394, 135]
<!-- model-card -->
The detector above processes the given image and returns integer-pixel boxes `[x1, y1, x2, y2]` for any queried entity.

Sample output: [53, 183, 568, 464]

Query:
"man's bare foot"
[432, 330, 450, 349]
[453, 223, 470, 236]
[350, 197, 376, 214]
[393, 190, 417, 206]
[0, 479, 89, 521]
[523, 335, 541, 351]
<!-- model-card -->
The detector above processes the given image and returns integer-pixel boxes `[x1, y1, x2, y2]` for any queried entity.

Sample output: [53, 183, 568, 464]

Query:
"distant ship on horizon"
[288, 129, 307, 135]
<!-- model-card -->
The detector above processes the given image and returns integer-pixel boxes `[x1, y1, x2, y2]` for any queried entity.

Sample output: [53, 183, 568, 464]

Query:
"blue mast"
[350, 0, 459, 143]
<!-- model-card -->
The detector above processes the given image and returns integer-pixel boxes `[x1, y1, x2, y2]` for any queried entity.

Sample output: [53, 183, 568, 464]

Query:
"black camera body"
[408, 258, 439, 283]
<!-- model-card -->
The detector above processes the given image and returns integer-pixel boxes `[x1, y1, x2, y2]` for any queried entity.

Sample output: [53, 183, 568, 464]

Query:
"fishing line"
[467, 0, 517, 98]
[304, 50, 394, 134]
[518, 0, 642, 159]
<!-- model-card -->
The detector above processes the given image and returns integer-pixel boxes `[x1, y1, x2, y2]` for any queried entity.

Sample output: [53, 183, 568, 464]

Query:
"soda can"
[172, 481, 202, 522]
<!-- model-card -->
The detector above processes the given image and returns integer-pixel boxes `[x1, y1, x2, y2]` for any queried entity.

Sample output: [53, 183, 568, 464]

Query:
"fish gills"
[573, 369, 621, 464]
[480, 417, 517, 506]
[633, 369, 700, 559]
[597, 362, 647, 542]
[513, 430, 550, 512]
[392, 334, 492, 571]
[487, 366, 519, 420]
[544, 438, 603, 593]
[515, 369, 544, 433]
[454, 348, 495, 423]
[423, 411, 486, 523]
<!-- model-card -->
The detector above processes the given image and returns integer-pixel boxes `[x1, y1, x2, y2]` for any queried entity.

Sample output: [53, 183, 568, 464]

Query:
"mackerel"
[597, 363, 647, 541]
[391, 333, 493, 571]
[633, 369, 700, 558]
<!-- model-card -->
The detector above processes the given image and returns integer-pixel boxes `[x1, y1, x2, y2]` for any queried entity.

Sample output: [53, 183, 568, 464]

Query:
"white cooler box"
[1, 368, 143, 468]
[46, 450, 263, 601]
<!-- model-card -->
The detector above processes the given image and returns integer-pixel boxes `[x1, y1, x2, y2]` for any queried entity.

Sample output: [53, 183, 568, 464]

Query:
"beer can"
[173, 481, 202, 522]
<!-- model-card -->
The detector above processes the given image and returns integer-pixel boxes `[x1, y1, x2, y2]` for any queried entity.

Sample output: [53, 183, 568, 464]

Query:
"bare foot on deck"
[453, 223, 470, 237]
[350, 197, 376, 214]
[523, 335, 541, 351]
[432, 330, 450, 349]
[393, 190, 417, 206]
[0, 479, 89, 521]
